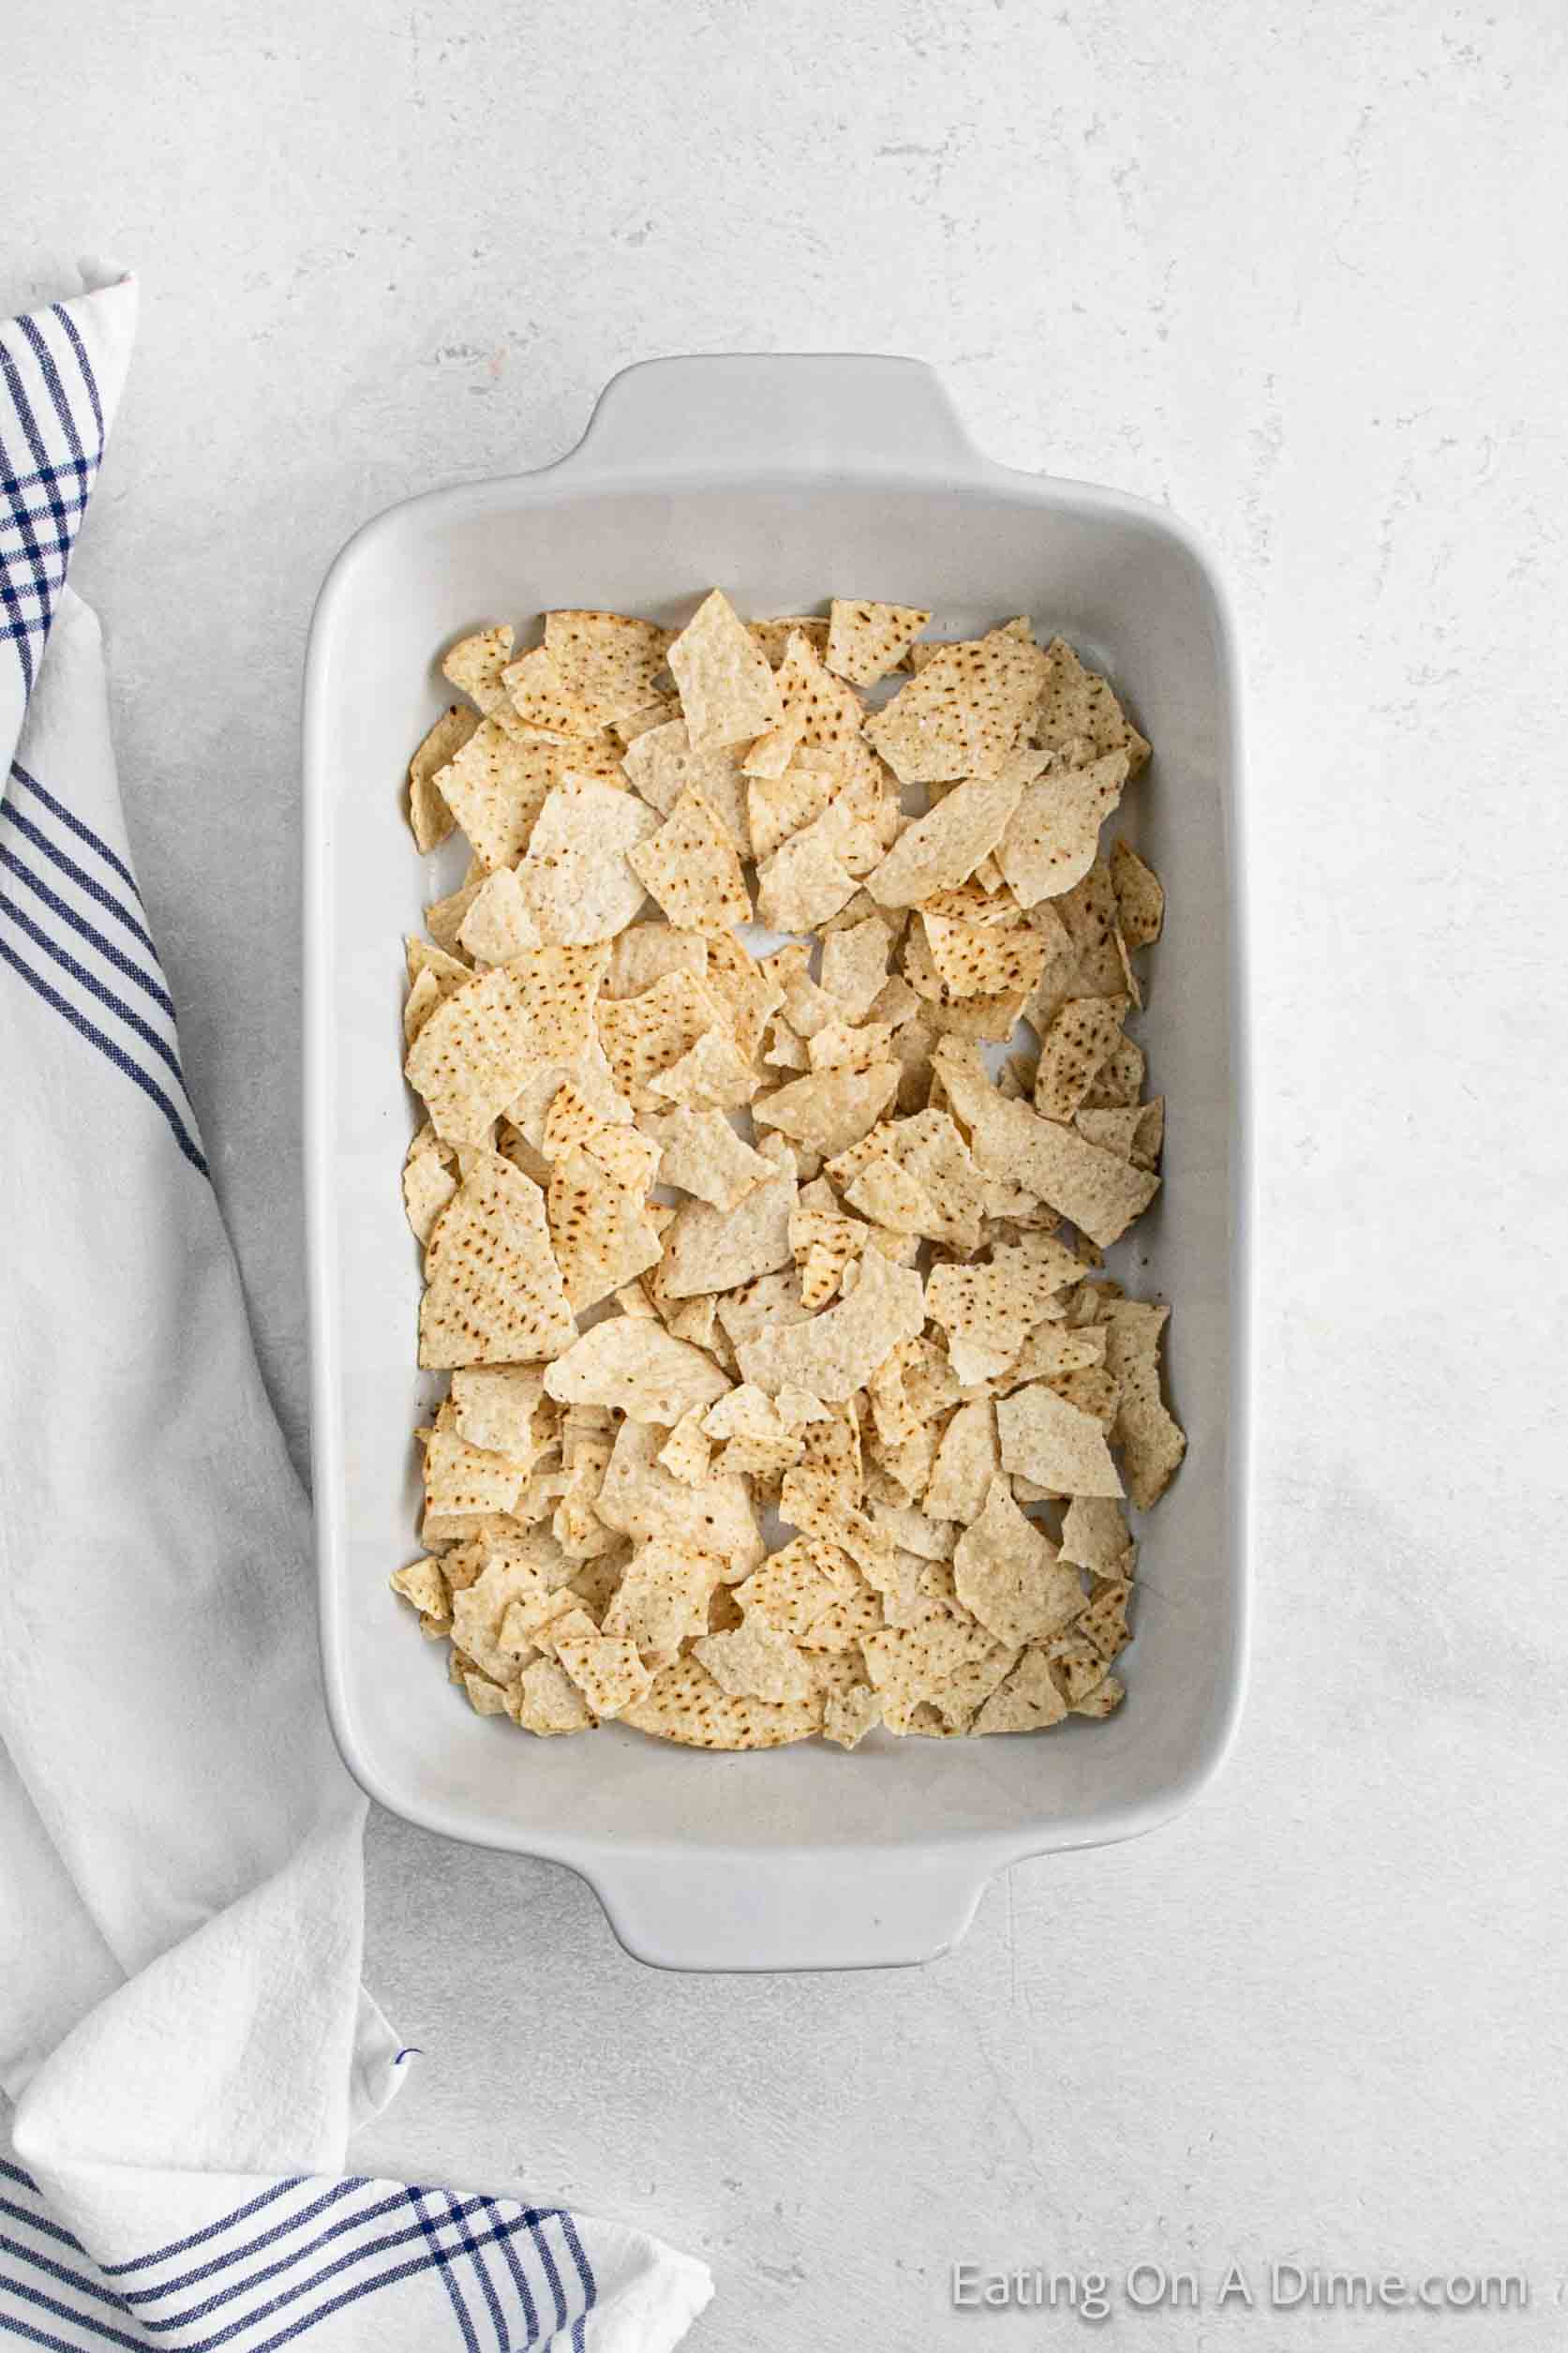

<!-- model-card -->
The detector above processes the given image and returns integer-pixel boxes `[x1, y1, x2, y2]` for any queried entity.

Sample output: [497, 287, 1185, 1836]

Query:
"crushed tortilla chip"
[666, 589, 784, 749]
[737, 1243, 924, 1402]
[545, 1316, 729, 1424]
[826, 598, 931, 687]
[407, 947, 609, 1144]
[407, 705, 473, 851]
[419, 1154, 575, 1368]
[456, 866, 544, 965]
[973, 1646, 1070, 1733]
[754, 1062, 898, 1159]
[996, 750, 1128, 906]
[396, 604, 1184, 1749]
[921, 911, 1048, 999]
[1030, 637, 1150, 772]
[546, 1146, 664, 1311]
[996, 1380, 1125, 1499]
[1101, 1297, 1187, 1507]
[516, 774, 659, 945]
[544, 609, 671, 724]
[434, 721, 559, 871]
[1110, 837, 1164, 947]
[628, 786, 752, 931]
[953, 1476, 1086, 1647]
[866, 629, 1048, 783]
[867, 772, 1030, 908]
[1033, 997, 1129, 1122]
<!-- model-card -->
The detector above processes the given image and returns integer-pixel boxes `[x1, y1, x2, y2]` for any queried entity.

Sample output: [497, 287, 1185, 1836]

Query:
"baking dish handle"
[582, 1847, 995, 1973]
[562, 353, 981, 483]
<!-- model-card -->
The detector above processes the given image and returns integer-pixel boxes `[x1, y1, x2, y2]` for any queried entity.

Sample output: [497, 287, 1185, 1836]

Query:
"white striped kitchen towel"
[0, 276, 711, 2353]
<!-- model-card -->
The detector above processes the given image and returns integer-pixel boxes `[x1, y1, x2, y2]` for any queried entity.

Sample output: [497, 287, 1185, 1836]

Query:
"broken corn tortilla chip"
[1081, 1033, 1145, 1111]
[403, 1126, 457, 1244]
[954, 1476, 1086, 1648]
[733, 1540, 850, 1641]
[822, 1680, 884, 1748]
[861, 1603, 994, 1732]
[933, 1040, 1158, 1248]
[754, 1062, 898, 1159]
[925, 1234, 1083, 1385]
[1034, 997, 1129, 1122]
[1101, 1297, 1187, 1507]
[595, 1420, 765, 1572]
[606, 922, 707, 999]
[844, 1156, 933, 1233]
[627, 786, 751, 931]
[737, 1242, 924, 1402]
[646, 1026, 758, 1112]
[1110, 836, 1164, 947]
[826, 598, 931, 687]
[620, 1653, 821, 1748]
[544, 609, 671, 725]
[755, 823, 860, 934]
[661, 1156, 797, 1297]
[516, 774, 658, 945]
[406, 946, 609, 1143]
[516, 1656, 594, 1733]
[1004, 1323, 1106, 1386]
[451, 1365, 545, 1460]
[442, 623, 515, 712]
[552, 1613, 653, 1718]
[749, 615, 830, 666]
[866, 770, 1031, 909]
[995, 750, 1128, 906]
[657, 1406, 713, 1486]
[407, 936, 471, 993]
[1053, 860, 1129, 998]
[603, 1540, 724, 1656]
[545, 1317, 730, 1424]
[434, 720, 559, 871]
[457, 866, 544, 964]
[505, 1038, 631, 1156]
[818, 914, 890, 1021]
[700, 929, 784, 1060]
[865, 628, 1048, 784]
[973, 1646, 1069, 1733]
[996, 1380, 1124, 1499]
[747, 757, 840, 862]
[1030, 637, 1150, 773]
[642, 1107, 776, 1211]
[667, 589, 784, 749]
[620, 717, 752, 857]
[740, 708, 808, 780]
[419, 1154, 575, 1368]
[595, 968, 732, 1108]
[403, 966, 443, 1045]
[694, 1614, 815, 1703]
[773, 630, 866, 759]
[423, 1428, 526, 1520]
[546, 1145, 664, 1310]
[424, 868, 485, 956]
[500, 644, 608, 738]
[1059, 1494, 1135, 1574]
[408, 705, 473, 851]
[921, 912, 1047, 1000]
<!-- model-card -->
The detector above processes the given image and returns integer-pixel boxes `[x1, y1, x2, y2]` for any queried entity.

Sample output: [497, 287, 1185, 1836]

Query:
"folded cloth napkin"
[0, 277, 711, 2353]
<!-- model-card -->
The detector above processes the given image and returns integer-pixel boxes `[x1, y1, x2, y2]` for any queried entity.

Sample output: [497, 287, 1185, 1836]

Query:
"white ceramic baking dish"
[303, 353, 1249, 1972]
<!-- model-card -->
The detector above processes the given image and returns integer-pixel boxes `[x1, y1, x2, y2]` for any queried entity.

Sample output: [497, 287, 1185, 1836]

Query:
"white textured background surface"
[11, 1, 1568, 2345]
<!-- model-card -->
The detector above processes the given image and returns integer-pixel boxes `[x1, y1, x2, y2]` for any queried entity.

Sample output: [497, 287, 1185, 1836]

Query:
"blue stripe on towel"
[0, 929, 207, 1176]
[8, 763, 144, 904]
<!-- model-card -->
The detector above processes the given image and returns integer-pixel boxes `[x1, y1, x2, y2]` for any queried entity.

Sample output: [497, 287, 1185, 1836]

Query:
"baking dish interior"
[306, 471, 1242, 1866]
